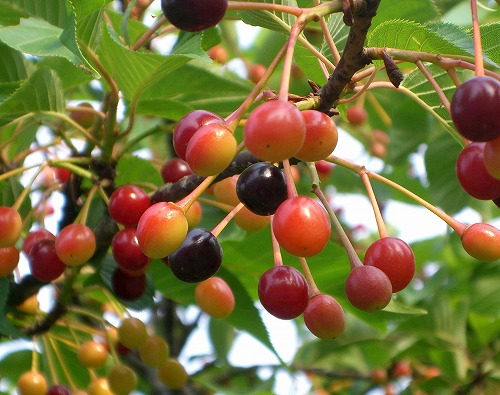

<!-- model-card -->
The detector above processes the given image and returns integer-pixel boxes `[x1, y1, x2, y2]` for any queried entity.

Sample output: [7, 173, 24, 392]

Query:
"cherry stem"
[40, 335, 59, 385]
[131, 14, 168, 50]
[360, 170, 388, 238]
[74, 183, 100, 225]
[298, 257, 321, 298]
[176, 175, 216, 212]
[227, 1, 302, 16]
[279, 16, 304, 101]
[48, 159, 96, 181]
[470, 0, 485, 76]
[314, 185, 362, 270]
[313, 0, 341, 65]
[47, 335, 78, 390]
[12, 164, 46, 211]
[211, 202, 244, 237]
[270, 216, 284, 267]
[283, 159, 298, 198]
[415, 60, 451, 113]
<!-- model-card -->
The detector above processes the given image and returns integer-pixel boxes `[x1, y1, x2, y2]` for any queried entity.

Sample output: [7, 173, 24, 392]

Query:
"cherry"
[55, 223, 96, 266]
[185, 200, 203, 228]
[112, 228, 151, 275]
[345, 265, 393, 312]
[172, 110, 224, 160]
[483, 136, 500, 179]
[450, 76, 500, 142]
[118, 317, 148, 349]
[185, 122, 237, 177]
[315, 160, 335, 179]
[161, 0, 227, 32]
[213, 175, 240, 207]
[248, 63, 266, 84]
[139, 335, 170, 368]
[294, 110, 338, 162]
[22, 228, 56, 256]
[243, 100, 306, 162]
[236, 162, 288, 216]
[78, 340, 109, 369]
[157, 358, 188, 389]
[363, 237, 416, 292]
[17, 371, 47, 395]
[234, 205, 270, 232]
[87, 377, 113, 395]
[0, 246, 20, 277]
[168, 228, 222, 283]
[258, 265, 309, 320]
[108, 185, 151, 227]
[16, 294, 39, 314]
[272, 196, 331, 257]
[208, 44, 229, 64]
[391, 360, 413, 378]
[370, 368, 388, 384]
[108, 365, 137, 395]
[53, 166, 72, 183]
[160, 157, 193, 183]
[69, 102, 97, 129]
[194, 276, 235, 318]
[346, 105, 368, 125]
[461, 223, 500, 262]
[28, 239, 67, 282]
[112, 268, 147, 301]
[303, 293, 345, 339]
[456, 142, 500, 200]
[47, 384, 72, 395]
[136, 202, 188, 259]
[0, 206, 22, 247]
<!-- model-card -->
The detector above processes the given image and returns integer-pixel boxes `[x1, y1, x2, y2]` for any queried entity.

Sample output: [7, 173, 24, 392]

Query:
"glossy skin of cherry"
[483, 136, 500, 179]
[78, 340, 109, 369]
[346, 105, 368, 125]
[185, 123, 237, 177]
[450, 76, 500, 142]
[28, 239, 67, 282]
[456, 142, 500, 200]
[161, 0, 227, 32]
[185, 200, 203, 228]
[243, 100, 306, 162]
[236, 162, 288, 216]
[363, 237, 416, 292]
[173, 110, 224, 159]
[194, 276, 235, 318]
[22, 228, 56, 256]
[303, 293, 345, 339]
[345, 265, 393, 312]
[258, 265, 309, 320]
[17, 371, 47, 395]
[461, 223, 500, 262]
[55, 223, 96, 266]
[295, 110, 338, 162]
[0, 246, 20, 277]
[0, 206, 22, 247]
[160, 157, 193, 183]
[112, 228, 151, 275]
[108, 185, 151, 227]
[46, 385, 72, 395]
[136, 202, 188, 259]
[168, 228, 222, 283]
[112, 268, 147, 301]
[272, 196, 331, 257]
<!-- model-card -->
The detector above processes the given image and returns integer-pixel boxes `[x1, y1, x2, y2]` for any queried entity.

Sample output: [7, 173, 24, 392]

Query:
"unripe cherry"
[55, 224, 96, 266]
[461, 223, 500, 262]
[345, 265, 392, 312]
[295, 110, 338, 162]
[303, 293, 345, 339]
[0, 206, 22, 247]
[194, 276, 235, 318]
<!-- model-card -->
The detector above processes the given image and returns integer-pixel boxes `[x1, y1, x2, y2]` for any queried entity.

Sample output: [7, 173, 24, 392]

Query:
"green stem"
[12, 164, 47, 211]
[74, 183, 100, 225]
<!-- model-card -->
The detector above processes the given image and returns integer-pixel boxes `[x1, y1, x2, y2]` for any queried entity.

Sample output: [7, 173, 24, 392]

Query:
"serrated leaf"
[373, 0, 440, 25]
[238, 0, 298, 35]
[114, 155, 163, 187]
[172, 28, 221, 59]
[479, 23, 500, 65]
[71, 0, 113, 20]
[0, 0, 68, 27]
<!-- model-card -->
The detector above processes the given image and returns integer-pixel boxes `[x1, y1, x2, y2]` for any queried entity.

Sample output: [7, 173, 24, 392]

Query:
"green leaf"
[0, 278, 23, 337]
[0, 0, 68, 27]
[373, 0, 440, 25]
[71, 0, 113, 20]
[114, 155, 163, 187]
[239, 0, 298, 35]
[383, 298, 427, 315]
[208, 317, 236, 365]
[480, 22, 500, 65]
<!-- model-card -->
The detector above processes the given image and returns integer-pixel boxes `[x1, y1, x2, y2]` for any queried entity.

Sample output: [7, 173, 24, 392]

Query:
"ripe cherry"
[168, 228, 222, 283]
[0, 246, 20, 277]
[173, 110, 224, 160]
[450, 76, 500, 142]
[22, 228, 56, 256]
[303, 293, 345, 339]
[194, 276, 235, 318]
[157, 358, 188, 389]
[391, 360, 413, 378]
[294, 110, 338, 162]
[236, 162, 288, 216]
[461, 222, 500, 262]
[258, 265, 309, 320]
[136, 202, 188, 259]
[17, 371, 47, 395]
[55, 223, 96, 266]
[160, 157, 193, 183]
[112, 268, 147, 301]
[185, 123, 237, 177]
[248, 64, 266, 84]
[346, 105, 368, 125]
[363, 237, 416, 292]
[78, 340, 109, 369]
[243, 100, 306, 162]
[112, 228, 151, 275]
[483, 136, 500, 179]
[28, 239, 67, 282]
[272, 196, 331, 257]
[345, 265, 393, 312]
[118, 317, 148, 349]
[46, 384, 72, 395]
[108, 185, 151, 227]
[456, 142, 500, 200]
[0, 206, 22, 247]
[161, 0, 227, 32]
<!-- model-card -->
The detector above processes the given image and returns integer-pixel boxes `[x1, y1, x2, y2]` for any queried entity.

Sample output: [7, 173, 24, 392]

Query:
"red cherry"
[112, 228, 151, 275]
[483, 136, 500, 179]
[53, 167, 72, 183]
[0, 246, 20, 277]
[55, 224, 96, 266]
[346, 105, 368, 125]
[461, 223, 500, 262]
[0, 206, 22, 247]
[345, 265, 392, 312]
[28, 239, 67, 282]
[248, 64, 266, 84]
[108, 185, 151, 227]
[22, 229, 56, 256]
[160, 157, 193, 183]
[303, 293, 345, 339]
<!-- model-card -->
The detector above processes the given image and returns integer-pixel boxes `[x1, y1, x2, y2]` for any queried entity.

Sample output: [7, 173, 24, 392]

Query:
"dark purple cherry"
[46, 385, 71, 395]
[236, 162, 288, 216]
[112, 268, 147, 301]
[168, 228, 222, 283]
[161, 0, 228, 32]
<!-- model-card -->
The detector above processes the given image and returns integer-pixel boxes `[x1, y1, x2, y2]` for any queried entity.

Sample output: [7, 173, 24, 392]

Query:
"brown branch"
[317, 0, 381, 112]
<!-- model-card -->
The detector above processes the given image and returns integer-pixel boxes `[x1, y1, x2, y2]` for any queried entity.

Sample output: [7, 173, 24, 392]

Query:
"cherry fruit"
[157, 358, 188, 389]
[450, 76, 500, 142]
[161, 0, 227, 32]
[243, 100, 306, 162]
[248, 63, 266, 84]
[295, 110, 338, 162]
[236, 162, 288, 216]
[346, 105, 368, 125]
[112, 268, 147, 301]
[55, 223, 96, 266]
[17, 371, 47, 395]
[234, 205, 270, 231]
[108, 185, 151, 227]
[363, 237, 416, 292]
[303, 293, 345, 339]
[0, 246, 20, 277]
[108, 365, 137, 395]
[483, 136, 500, 179]
[28, 239, 67, 282]
[70, 102, 97, 129]
[112, 228, 151, 275]
[168, 228, 222, 282]
[272, 196, 331, 257]
[258, 265, 309, 320]
[160, 157, 193, 183]
[118, 317, 148, 349]
[139, 335, 170, 368]
[213, 175, 240, 207]
[194, 276, 235, 318]
[0, 206, 22, 247]
[345, 265, 393, 312]
[47, 385, 72, 395]
[78, 340, 109, 369]
[22, 228, 56, 256]
[461, 222, 500, 262]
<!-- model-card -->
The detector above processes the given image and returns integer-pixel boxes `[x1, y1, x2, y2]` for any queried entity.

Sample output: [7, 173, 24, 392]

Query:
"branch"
[317, 0, 381, 112]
